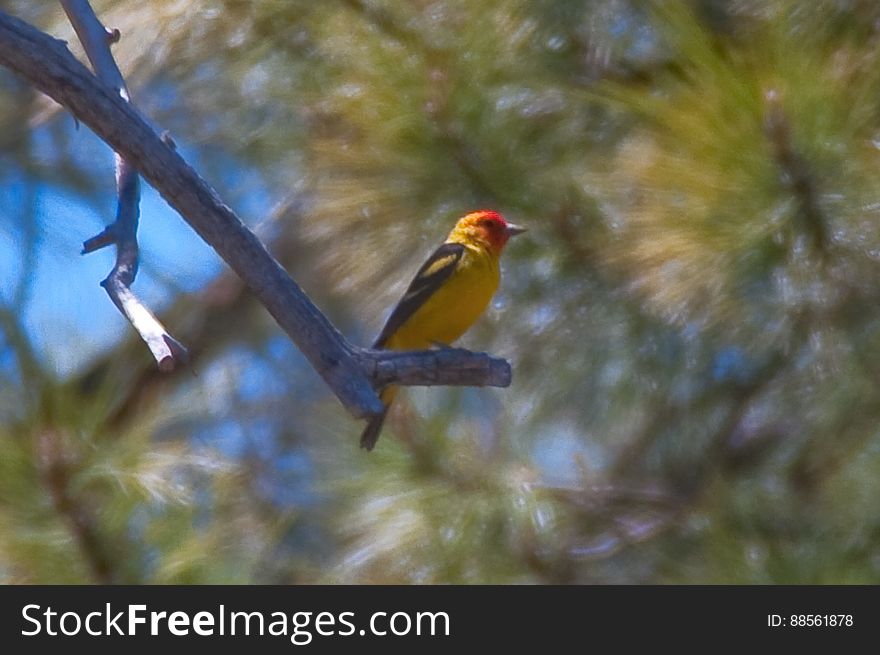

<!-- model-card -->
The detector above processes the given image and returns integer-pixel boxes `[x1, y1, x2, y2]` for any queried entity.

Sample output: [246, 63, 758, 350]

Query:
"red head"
[449, 210, 526, 254]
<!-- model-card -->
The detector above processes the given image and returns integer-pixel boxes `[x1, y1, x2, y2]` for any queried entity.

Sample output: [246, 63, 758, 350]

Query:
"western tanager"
[360, 210, 525, 450]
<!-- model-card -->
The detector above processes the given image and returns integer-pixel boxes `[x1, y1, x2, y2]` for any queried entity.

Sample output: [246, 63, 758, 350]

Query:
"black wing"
[373, 242, 465, 348]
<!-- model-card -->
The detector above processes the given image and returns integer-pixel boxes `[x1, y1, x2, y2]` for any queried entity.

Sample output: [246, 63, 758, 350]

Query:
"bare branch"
[0, 10, 514, 421]
[61, 0, 186, 370]
[60, 0, 128, 100]
[357, 347, 511, 388]
[0, 8, 383, 417]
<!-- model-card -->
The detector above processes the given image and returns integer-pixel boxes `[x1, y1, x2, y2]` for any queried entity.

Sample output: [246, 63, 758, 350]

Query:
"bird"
[360, 209, 525, 450]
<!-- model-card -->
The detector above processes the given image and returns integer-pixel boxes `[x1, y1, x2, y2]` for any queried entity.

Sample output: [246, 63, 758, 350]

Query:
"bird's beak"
[505, 224, 527, 238]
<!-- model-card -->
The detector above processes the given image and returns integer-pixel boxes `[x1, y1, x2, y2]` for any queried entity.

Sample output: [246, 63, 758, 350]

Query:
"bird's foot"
[430, 340, 455, 350]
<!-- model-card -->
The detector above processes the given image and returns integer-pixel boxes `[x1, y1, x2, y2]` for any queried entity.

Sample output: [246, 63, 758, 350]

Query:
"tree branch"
[0, 9, 512, 421]
[357, 347, 511, 388]
[36, 429, 115, 583]
[763, 88, 829, 256]
[60, 0, 186, 371]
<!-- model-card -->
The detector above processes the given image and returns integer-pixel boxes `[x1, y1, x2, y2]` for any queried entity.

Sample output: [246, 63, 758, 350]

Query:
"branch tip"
[163, 334, 189, 364]
[59, 0, 187, 372]
[358, 346, 512, 389]
[82, 227, 116, 254]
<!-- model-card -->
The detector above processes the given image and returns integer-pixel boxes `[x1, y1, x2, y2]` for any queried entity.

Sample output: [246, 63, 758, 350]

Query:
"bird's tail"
[360, 386, 397, 451]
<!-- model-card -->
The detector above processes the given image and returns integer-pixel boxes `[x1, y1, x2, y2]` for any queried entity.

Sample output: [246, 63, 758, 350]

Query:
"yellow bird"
[360, 210, 525, 450]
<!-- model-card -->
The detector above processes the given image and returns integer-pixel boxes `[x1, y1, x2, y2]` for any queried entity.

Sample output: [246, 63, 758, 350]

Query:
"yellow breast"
[385, 243, 500, 350]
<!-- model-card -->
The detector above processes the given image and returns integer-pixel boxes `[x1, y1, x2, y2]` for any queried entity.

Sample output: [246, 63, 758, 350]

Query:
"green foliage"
[0, 372, 290, 582]
[3, 0, 880, 583]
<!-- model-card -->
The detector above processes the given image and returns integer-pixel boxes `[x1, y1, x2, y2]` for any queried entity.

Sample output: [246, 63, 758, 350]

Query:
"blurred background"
[2, 0, 880, 583]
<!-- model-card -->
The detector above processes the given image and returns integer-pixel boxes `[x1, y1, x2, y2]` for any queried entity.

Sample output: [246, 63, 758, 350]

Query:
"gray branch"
[61, 0, 186, 371]
[357, 347, 511, 388]
[0, 9, 513, 420]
